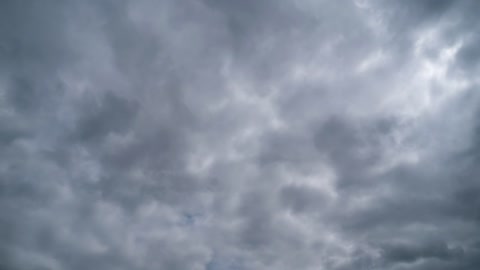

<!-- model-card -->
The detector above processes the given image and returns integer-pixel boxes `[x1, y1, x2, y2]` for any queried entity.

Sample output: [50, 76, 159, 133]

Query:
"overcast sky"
[1, 0, 480, 269]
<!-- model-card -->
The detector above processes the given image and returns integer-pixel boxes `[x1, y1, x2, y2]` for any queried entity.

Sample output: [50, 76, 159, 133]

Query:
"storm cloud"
[1, 0, 480, 269]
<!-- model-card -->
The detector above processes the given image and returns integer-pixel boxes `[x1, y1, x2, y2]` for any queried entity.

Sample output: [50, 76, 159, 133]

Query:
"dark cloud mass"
[1, 0, 480, 269]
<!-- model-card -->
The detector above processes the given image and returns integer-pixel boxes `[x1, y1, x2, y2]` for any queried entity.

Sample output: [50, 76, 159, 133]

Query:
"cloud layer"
[1, 0, 480, 269]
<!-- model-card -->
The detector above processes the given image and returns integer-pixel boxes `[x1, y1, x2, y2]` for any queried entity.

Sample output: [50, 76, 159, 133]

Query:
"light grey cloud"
[1, 0, 480, 269]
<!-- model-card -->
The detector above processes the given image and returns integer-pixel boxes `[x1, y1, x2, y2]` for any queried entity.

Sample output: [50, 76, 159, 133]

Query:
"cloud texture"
[1, 0, 480, 269]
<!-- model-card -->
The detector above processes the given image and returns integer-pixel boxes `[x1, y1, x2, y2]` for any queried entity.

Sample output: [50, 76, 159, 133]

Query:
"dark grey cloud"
[1, 0, 480, 269]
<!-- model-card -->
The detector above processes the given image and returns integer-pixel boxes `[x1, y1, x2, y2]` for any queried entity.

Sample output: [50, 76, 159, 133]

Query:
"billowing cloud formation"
[1, 0, 480, 269]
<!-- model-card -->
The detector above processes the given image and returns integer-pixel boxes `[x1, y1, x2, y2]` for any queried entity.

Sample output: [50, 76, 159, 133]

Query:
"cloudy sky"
[1, 0, 480, 269]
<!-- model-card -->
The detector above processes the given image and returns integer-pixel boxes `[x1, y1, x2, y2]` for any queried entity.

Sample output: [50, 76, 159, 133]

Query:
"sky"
[1, 0, 480, 269]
